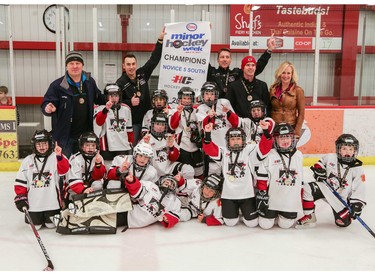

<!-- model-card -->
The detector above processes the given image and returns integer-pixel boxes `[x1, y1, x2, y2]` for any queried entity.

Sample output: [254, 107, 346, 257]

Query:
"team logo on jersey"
[155, 148, 169, 163]
[213, 115, 226, 130]
[226, 162, 246, 179]
[32, 172, 52, 188]
[277, 170, 297, 186]
[109, 118, 126, 132]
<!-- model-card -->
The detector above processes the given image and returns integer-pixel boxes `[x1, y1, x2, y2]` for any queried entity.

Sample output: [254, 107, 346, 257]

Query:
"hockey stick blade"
[321, 179, 375, 239]
[23, 207, 55, 271]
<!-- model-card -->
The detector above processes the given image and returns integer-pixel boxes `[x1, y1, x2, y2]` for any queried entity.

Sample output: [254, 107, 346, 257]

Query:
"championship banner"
[230, 4, 344, 50]
[0, 106, 18, 163]
[158, 21, 211, 104]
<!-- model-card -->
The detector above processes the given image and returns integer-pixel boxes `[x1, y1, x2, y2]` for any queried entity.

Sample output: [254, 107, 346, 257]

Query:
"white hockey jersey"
[127, 180, 181, 228]
[14, 153, 68, 212]
[196, 98, 234, 148]
[177, 178, 223, 224]
[174, 108, 201, 152]
[256, 149, 304, 213]
[93, 104, 133, 151]
[107, 154, 159, 189]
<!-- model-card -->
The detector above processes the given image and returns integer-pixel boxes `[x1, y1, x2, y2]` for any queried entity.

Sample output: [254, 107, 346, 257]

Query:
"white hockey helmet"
[133, 142, 154, 170]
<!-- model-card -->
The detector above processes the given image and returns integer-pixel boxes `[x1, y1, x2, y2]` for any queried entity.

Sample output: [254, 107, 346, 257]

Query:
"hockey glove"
[310, 166, 327, 182]
[256, 190, 269, 217]
[349, 202, 364, 219]
[14, 194, 29, 212]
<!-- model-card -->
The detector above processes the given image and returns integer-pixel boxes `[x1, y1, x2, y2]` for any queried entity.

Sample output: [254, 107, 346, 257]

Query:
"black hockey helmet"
[104, 83, 121, 109]
[200, 173, 223, 202]
[151, 89, 168, 111]
[200, 81, 219, 107]
[225, 127, 246, 152]
[335, 134, 359, 164]
[31, 129, 54, 157]
[157, 174, 178, 194]
[178, 87, 195, 109]
[78, 131, 99, 158]
[273, 123, 296, 153]
[150, 112, 169, 138]
[249, 99, 266, 123]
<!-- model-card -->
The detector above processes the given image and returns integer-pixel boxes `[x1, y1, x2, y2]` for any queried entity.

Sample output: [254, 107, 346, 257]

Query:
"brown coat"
[269, 84, 305, 137]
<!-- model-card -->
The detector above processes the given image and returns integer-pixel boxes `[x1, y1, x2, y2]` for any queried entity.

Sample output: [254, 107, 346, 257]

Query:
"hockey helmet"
[249, 99, 266, 123]
[225, 127, 246, 152]
[150, 112, 169, 138]
[151, 89, 168, 111]
[273, 123, 297, 153]
[200, 173, 223, 202]
[31, 129, 54, 157]
[157, 174, 178, 194]
[335, 134, 359, 164]
[133, 142, 154, 170]
[200, 81, 219, 107]
[78, 131, 99, 158]
[104, 83, 122, 109]
[178, 87, 195, 109]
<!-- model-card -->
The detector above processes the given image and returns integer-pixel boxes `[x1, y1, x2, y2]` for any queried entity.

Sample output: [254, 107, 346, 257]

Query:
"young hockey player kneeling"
[255, 123, 303, 229]
[296, 134, 366, 228]
[14, 130, 69, 230]
[179, 173, 224, 226]
[116, 174, 182, 229]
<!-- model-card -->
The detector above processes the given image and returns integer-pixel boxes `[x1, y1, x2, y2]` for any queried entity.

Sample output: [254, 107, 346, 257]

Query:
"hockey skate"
[295, 213, 317, 229]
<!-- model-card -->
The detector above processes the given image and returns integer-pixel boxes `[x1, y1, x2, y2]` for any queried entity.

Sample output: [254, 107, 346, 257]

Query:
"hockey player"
[255, 123, 303, 229]
[203, 121, 273, 227]
[178, 173, 224, 226]
[141, 89, 175, 137]
[14, 129, 69, 230]
[93, 83, 133, 164]
[116, 174, 181, 228]
[65, 132, 106, 198]
[106, 141, 159, 188]
[196, 81, 235, 175]
[170, 87, 204, 179]
[141, 112, 195, 180]
[296, 134, 366, 228]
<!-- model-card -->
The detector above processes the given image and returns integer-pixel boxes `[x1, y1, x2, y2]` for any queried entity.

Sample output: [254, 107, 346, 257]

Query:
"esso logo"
[186, 23, 197, 32]
[295, 41, 312, 46]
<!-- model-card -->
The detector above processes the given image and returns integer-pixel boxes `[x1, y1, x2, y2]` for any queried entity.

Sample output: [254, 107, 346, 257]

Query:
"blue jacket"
[41, 71, 106, 146]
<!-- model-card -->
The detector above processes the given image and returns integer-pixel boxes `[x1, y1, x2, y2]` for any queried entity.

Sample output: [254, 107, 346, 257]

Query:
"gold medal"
[223, 87, 228, 93]
[284, 177, 292, 185]
[79, 98, 85, 104]
[36, 180, 44, 187]
[116, 127, 121, 132]
[185, 127, 191, 132]
[136, 91, 141, 97]
[228, 175, 235, 182]
[247, 95, 253, 101]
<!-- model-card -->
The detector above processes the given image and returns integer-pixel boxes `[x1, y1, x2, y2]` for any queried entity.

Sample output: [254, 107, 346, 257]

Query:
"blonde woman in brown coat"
[269, 61, 305, 139]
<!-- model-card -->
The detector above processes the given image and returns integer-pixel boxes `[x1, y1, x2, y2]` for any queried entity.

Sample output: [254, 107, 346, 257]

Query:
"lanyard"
[229, 152, 240, 176]
[241, 79, 254, 101]
[182, 109, 193, 127]
[337, 163, 350, 187]
[83, 158, 94, 184]
[132, 163, 146, 181]
[34, 156, 48, 180]
[199, 199, 210, 214]
[279, 152, 292, 178]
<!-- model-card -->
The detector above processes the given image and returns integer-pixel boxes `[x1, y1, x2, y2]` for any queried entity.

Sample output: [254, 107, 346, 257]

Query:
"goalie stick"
[23, 207, 54, 271]
[321, 179, 375, 239]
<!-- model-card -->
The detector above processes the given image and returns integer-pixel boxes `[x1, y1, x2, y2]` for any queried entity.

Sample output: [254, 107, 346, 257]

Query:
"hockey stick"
[321, 179, 375, 239]
[23, 207, 54, 271]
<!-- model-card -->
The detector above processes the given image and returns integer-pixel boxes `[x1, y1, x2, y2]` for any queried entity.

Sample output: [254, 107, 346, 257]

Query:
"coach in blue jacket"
[42, 51, 106, 157]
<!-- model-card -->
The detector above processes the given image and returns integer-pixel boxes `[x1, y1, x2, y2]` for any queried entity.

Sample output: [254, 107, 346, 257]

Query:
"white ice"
[1, 166, 375, 271]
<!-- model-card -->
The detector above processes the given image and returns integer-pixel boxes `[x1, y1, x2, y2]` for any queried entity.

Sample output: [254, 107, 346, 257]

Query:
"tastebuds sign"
[230, 4, 344, 50]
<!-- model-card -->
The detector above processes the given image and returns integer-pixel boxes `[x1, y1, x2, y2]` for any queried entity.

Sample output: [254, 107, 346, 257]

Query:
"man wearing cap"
[42, 51, 106, 157]
[116, 27, 166, 146]
[225, 55, 271, 119]
[207, 36, 275, 99]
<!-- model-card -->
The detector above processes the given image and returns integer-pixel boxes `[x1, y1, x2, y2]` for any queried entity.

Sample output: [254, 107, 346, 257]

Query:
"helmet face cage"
[78, 132, 99, 158]
[157, 174, 177, 194]
[133, 142, 154, 170]
[335, 134, 359, 164]
[152, 89, 168, 111]
[225, 128, 246, 152]
[273, 123, 297, 153]
[249, 100, 266, 123]
[104, 83, 122, 108]
[201, 82, 219, 107]
[178, 87, 195, 109]
[150, 113, 168, 138]
[31, 130, 53, 157]
[200, 174, 223, 202]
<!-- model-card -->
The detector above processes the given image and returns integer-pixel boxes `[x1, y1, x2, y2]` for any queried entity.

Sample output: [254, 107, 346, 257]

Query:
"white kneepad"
[243, 217, 259, 228]
[224, 217, 239, 227]
[258, 217, 274, 229]
[277, 215, 295, 229]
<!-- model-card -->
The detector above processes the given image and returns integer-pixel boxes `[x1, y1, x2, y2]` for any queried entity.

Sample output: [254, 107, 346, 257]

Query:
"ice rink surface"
[1, 166, 375, 272]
